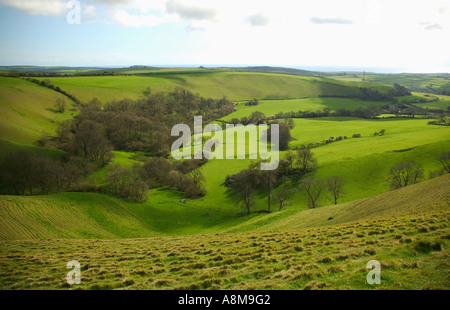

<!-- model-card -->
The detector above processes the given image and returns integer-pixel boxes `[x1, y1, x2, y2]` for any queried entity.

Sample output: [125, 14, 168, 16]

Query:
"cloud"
[423, 23, 443, 30]
[0, 0, 66, 16]
[247, 13, 270, 27]
[166, 0, 216, 21]
[83, 4, 98, 21]
[309, 17, 354, 25]
[110, 9, 175, 27]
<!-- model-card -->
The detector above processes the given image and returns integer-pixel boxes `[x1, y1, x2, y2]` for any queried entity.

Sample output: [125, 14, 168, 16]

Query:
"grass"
[221, 98, 387, 121]
[0, 70, 449, 290]
[0, 77, 75, 145]
[194, 117, 450, 211]
[35, 71, 392, 103]
[0, 194, 448, 289]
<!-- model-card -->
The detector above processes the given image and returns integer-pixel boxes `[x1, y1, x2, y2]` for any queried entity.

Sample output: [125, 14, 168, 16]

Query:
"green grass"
[36, 71, 392, 103]
[0, 175, 448, 289]
[192, 117, 450, 212]
[221, 98, 387, 121]
[1, 69, 449, 290]
[329, 73, 449, 90]
[0, 139, 65, 162]
[0, 77, 75, 145]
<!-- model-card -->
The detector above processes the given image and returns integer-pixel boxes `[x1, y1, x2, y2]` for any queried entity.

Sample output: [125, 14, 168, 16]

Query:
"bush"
[352, 133, 361, 138]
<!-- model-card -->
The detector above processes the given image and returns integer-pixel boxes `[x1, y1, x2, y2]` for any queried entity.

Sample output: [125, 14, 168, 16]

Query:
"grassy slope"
[0, 77, 74, 145]
[0, 174, 448, 290]
[195, 118, 449, 212]
[1, 172, 448, 241]
[0, 190, 245, 240]
[2, 118, 444, 240]
[221, 97, 387, 121]
[36, 72, 392, 103]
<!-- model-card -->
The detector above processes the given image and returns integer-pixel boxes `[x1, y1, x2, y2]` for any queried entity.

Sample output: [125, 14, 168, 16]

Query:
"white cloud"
[166, 0, 217, 21]
[309, 17, 354, 25]
[110, 9, 176, 27]
[247, 13, 270, 27]
[0, 0, 66, 16]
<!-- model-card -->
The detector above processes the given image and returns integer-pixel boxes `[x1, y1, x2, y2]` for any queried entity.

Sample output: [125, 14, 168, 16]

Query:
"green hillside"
[0, 77, 74, 145]
[1, 171, 448, 241]
[34, 71, 391, 103]
[0, 174, 448, 290]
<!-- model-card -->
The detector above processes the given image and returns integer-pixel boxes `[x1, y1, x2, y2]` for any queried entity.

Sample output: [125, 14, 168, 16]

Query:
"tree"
[274, 179, 294, 211]
[106, 164, 133, 195]
[249, 111, 265, 124]
[73, 120, 114, 165]
[55, 98, 66, 113]
[227, 169, 259, 214]
[296, 148, 317, 172]
[301, 177, 324, 208]
[388, 161, 424, 189]
[284, 118, 295, 130]
[106, 163, 149, 201]
[189, 169, 205, 195]
[438, 152, 450, 173]
[265, 123, 291, 151]
[260, 168, 278, 212]
[284, 150, 296, 170]
[326, 176, 345, 205]
[57, 119, 73, 143]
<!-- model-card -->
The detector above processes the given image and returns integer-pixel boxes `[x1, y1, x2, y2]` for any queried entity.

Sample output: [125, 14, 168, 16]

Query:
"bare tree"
[326, 176, 345, 205]
[296, 148, 317, 172]
[55, 98, 66, 113]
[260, 168, 278, 212]
[228, 169, 259, 215]
[274, 179, 294, 211]
[388, 161, 424, 189]
[284, 150, 296, 170]
[301, 177, 324, 208]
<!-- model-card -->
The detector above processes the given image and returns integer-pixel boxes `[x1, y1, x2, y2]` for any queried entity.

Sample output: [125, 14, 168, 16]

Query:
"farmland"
[0, 68, 449, 290]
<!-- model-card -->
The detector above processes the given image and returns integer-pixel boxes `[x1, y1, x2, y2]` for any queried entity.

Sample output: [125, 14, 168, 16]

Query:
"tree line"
[225, 147, 450, 215]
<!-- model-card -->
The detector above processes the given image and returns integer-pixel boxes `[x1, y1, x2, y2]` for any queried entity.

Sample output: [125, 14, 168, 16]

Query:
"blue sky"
[0, 0, 449, 72]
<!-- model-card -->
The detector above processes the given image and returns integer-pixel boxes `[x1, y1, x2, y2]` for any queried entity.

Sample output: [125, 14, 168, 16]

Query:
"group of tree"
[244, 99, 259, 106]
[387, 152, 449, 189]
[225, 148, 323, 214]
[56, 88, 235, 159]
[136, 157, 207, 199]
[0, 150, 93, 195]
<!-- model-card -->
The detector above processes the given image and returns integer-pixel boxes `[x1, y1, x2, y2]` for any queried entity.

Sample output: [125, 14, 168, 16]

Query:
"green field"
[34, 71, 392, 103]
[221, 98, 387, 121]
[0, 68, 449, 290]
[0, 175, 448, 290]
[0, 77, 74, 145]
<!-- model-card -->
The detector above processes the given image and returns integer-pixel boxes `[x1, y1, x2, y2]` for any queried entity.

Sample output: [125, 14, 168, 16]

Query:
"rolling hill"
[32, 71, 393, 103]
[0, 77, 74, 145]
[0, 174, 448, 290]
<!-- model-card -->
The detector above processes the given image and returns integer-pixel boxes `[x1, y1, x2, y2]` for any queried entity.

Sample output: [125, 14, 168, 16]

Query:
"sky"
[0, 0, 449, 73]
